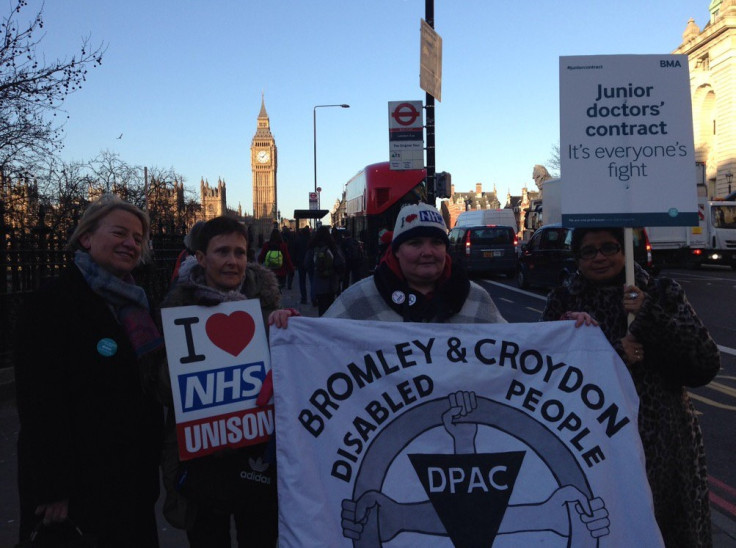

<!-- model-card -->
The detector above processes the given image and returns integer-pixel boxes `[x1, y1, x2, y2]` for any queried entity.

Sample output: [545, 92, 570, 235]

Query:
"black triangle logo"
[409, 451, 526, 547]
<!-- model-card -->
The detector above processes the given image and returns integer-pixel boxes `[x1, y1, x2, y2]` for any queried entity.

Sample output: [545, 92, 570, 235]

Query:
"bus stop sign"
[388, 100, 424, 171]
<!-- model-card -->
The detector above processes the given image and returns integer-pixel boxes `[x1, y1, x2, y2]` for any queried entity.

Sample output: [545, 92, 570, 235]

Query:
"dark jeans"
[186, 500, 278, 548]
[308, 271, 316, 304]
[350, 267, 363, 285]
[342, 267, 363, 290]
[317, 293, 335, 316]
[297, 267, 308, 302]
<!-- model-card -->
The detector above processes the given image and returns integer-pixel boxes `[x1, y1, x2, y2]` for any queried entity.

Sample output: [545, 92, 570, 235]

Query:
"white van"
[454, 209, 518, 232]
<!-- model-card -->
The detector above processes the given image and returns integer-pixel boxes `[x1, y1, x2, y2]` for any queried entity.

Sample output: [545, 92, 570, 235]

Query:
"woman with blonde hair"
[15, 194, 164, 547]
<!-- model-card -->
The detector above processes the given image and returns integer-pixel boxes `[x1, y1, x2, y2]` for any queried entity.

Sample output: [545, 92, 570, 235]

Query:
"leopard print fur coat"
[543, 264, 720, 547]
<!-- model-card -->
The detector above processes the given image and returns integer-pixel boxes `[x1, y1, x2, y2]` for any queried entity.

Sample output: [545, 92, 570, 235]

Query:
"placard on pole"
[559, 54, 698, 307]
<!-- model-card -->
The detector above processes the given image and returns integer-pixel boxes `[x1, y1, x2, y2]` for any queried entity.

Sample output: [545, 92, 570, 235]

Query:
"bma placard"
[559, 55, 698, 227]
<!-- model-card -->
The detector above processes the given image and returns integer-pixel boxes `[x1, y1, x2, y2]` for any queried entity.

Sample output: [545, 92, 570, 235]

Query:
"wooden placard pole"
[624, 227, 635, 326]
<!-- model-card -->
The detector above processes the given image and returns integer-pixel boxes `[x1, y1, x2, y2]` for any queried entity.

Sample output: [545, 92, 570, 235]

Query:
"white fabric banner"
[271, 318, 663, 547]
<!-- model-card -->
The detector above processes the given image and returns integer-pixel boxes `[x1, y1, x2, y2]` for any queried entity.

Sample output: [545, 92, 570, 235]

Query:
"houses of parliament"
[1, 95, 281, 245]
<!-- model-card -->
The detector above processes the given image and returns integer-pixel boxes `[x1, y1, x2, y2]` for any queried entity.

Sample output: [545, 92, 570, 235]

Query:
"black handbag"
[16, 520, 97, 548]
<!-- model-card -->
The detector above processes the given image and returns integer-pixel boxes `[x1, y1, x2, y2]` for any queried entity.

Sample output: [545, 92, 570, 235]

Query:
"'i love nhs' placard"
[161, 300, 272, 460]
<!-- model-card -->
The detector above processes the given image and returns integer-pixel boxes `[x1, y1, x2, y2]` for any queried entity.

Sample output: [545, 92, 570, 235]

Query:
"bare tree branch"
[0, 0, 105, 169]
[547, 142, 560, 177]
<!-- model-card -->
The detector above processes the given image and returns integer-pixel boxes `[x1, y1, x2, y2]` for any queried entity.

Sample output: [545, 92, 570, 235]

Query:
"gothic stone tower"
[201, 177, 227, 221]
[251, 95, 278, 243]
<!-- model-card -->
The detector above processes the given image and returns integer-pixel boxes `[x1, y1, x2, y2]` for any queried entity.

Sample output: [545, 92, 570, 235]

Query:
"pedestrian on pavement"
[282, 225, 296, 290]
[170, 220, 206, 285]
[340, 230, 365, 288]
[159, 216, 297, 548]
[376, 227, 393, 266]
[14, 194, 164, 547]
[257, 228, 294, 290]
[331, 227, 346, 294]
[541, 226, 720, 548]
[324, 202, 505, 323]
[293, 225, 311, 304]
[304, 225, 345, 316]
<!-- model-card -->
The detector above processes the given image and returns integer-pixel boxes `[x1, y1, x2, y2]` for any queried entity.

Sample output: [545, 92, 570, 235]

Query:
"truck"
[645, 205, 706, 268]
[454, 208, 518, 233]
[521, 178, 561, 236]
[692, 199, 736, 268]
[644, 198, 736, 269]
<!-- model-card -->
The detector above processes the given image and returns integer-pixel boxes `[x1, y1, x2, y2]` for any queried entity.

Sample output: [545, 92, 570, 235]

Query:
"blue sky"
[28, 0, 710, 220]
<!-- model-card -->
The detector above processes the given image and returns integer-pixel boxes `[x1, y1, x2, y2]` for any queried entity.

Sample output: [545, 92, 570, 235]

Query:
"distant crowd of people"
[256, 223, 365, 316]
[12, 195, 721, 547]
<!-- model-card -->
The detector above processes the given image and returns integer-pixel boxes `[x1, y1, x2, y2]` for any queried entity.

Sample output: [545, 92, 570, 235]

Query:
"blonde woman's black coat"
[15, 265, 163, 547]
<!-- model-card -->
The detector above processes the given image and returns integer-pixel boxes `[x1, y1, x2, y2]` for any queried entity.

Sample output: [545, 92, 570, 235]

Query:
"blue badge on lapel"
[97, 338, 118, 357]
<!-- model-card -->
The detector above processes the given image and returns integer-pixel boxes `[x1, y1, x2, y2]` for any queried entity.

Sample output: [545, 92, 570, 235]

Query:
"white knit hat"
[391, 203, 449, 251]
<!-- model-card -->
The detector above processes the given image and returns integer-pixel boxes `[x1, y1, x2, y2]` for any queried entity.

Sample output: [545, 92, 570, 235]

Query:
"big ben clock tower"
[251, 94, 277, 243]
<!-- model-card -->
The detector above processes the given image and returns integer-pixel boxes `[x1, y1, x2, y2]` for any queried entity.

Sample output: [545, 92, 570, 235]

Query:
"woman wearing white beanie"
[323, 202, 505, 323]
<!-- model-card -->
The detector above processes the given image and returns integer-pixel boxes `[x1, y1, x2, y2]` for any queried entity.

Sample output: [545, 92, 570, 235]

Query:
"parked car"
[447, 225, 518, 277]
[517, 224, 654, 290]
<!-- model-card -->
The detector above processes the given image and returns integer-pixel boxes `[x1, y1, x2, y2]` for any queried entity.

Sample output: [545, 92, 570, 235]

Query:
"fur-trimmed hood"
[162, 261, 281, 315]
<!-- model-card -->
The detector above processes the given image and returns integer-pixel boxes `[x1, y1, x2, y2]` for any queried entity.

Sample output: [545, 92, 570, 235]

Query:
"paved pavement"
[276, 274, 321, 319]
[1, 281, 735, 546]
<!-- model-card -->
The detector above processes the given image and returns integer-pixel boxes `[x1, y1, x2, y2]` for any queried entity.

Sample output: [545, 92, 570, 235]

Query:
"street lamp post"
[313, 104, 350, 223]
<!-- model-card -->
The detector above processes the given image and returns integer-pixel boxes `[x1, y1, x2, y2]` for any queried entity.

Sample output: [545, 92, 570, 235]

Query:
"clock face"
[257, 150, 270, 163]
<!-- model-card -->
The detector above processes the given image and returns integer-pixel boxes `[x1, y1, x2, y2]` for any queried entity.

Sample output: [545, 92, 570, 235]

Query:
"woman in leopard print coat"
[542, 227, 720, 548]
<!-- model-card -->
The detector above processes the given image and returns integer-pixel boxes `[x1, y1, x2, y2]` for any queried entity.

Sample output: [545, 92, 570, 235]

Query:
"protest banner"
[271, 318, 663, 547]
[559, 54, 697, 228]
[161, 299, 272, 461]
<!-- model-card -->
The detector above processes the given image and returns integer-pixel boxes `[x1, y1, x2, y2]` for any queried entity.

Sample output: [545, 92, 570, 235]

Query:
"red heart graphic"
[205, 311, 256, 356]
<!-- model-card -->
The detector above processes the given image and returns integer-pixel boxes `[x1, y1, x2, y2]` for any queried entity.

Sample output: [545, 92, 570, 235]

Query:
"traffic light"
[436, 171, 451, 198]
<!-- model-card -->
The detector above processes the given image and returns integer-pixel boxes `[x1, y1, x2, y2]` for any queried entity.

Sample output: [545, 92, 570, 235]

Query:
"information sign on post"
[420, 18, 442, 102]
[559, 54, 698, 228]
[389, 100, 425, 171]
[309, 192, 318, 211]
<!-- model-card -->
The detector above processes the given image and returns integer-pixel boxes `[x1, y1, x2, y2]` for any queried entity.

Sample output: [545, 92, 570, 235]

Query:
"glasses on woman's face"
[577, 242, 622, 260]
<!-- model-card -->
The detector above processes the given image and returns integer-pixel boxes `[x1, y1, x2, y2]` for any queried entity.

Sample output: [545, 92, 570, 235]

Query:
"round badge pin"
[97, 338, 118, 357]
[408, 294, 417, 306]
[392, 291, 406, 304]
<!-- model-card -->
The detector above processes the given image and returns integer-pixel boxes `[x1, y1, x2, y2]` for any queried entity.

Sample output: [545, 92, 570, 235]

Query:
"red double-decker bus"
[343, 161, 426, 266]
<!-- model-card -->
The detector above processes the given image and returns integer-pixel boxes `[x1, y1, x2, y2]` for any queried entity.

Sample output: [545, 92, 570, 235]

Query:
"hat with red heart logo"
[392, 203, 449, 251]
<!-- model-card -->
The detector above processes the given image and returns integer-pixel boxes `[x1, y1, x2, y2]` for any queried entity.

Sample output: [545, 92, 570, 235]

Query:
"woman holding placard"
[159, 215, 295, 548]
[15, 194, 164, 547]
[542, 226, 720, 547]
